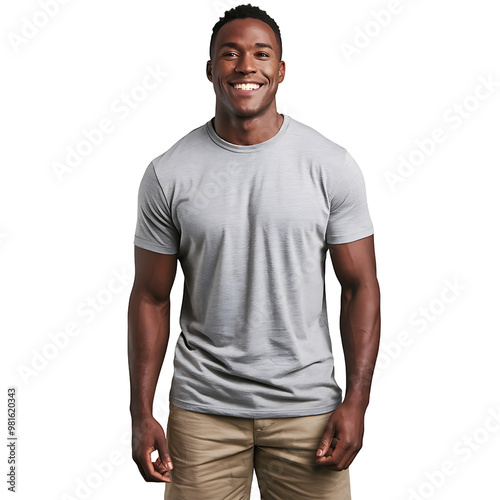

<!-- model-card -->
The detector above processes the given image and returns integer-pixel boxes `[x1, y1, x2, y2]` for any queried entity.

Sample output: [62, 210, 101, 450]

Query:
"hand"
[131, 414, 173, 482]
[315, 400, 366, 471]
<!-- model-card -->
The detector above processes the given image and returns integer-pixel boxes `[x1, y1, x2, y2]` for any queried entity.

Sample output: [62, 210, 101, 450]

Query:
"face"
[207, 18, 285, 118]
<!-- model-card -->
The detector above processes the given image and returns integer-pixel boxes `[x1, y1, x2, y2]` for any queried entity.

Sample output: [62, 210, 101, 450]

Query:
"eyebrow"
[219, 42, 274, 51]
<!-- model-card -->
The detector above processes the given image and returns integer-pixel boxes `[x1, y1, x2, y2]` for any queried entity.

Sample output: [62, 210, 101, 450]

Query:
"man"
[128, 4, 380, 499]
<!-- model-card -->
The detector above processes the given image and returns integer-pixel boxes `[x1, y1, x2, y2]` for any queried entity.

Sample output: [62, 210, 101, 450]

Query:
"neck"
[212, 106, 284, 146]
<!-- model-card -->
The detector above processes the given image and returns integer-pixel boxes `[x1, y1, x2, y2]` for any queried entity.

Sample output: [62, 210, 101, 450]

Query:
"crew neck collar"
[205, 114, 290, 153]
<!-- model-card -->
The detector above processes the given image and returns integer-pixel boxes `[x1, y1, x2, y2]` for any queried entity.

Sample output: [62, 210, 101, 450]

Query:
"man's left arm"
[316, 234, 380, 470]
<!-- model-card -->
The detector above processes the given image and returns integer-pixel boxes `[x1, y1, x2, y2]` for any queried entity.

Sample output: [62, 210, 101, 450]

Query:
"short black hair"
[209, 4, 282, 61]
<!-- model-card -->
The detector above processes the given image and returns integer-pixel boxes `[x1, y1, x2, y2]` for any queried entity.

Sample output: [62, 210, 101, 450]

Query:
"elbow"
[129, 285, 171, 314]
[340, 277, 380, 303]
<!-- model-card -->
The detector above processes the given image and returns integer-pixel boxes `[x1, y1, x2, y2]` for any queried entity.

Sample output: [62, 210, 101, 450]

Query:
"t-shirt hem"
[134, 235, 178, 254]
[169, 397, 343, 418]
[327, 227, 374, 245]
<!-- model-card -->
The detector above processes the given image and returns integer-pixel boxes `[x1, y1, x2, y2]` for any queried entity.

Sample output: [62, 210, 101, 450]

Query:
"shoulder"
[149, 121, 209, 177]
[287, 116, 347, 161]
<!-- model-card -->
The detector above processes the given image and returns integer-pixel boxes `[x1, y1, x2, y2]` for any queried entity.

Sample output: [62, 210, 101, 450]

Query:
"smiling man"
[128, 4, 380, 500]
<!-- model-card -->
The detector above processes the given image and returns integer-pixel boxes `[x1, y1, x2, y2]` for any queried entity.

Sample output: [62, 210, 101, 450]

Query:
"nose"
[234, 52, 257, 74]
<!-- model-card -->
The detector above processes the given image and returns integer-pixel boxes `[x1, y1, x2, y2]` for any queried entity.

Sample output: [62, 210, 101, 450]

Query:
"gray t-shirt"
[134, 114, 374, 418]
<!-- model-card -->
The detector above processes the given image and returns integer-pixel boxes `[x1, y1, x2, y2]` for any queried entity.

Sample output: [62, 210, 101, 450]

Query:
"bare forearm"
[127, 289, 170, 419]
[339, 280, 380, 409]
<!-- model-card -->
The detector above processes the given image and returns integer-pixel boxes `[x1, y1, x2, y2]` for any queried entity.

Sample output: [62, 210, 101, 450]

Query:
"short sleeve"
[326, 150, 374, 245]
[134, 162, 180, 254]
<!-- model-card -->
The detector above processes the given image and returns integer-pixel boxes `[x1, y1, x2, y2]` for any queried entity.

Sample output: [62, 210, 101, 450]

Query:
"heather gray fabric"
[134, 113, 374, 418]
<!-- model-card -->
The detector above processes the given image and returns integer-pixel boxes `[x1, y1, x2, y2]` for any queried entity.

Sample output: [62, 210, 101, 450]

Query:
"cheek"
[216, 77, 227, 91]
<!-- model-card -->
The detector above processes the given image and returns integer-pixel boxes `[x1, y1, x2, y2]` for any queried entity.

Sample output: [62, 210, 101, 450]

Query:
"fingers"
[137, 452, 172, 482]
[316, 419, 335, 458]
[143, 455, 171, 482]
[315, 436, 360, 471]
[156, 436, 174, 471]
[154, 456, 171, 481]
[136, 460, 166, 484]
[132, 440, 173, 483]
[131, 416, 173, 483]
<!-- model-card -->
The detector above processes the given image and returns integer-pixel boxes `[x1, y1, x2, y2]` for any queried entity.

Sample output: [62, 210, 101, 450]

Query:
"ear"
[206, 60, 213, 82]
[278, 60, 285, 83]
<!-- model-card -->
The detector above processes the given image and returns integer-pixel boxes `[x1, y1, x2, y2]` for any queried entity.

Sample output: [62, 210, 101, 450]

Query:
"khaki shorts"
[164, 403, 351, 500]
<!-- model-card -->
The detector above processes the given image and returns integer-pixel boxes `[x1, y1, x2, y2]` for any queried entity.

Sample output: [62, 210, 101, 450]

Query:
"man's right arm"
[127, 246, 178, 482]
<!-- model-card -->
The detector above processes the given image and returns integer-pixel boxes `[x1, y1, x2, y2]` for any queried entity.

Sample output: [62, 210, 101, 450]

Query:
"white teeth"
[232, 83, 261, 90]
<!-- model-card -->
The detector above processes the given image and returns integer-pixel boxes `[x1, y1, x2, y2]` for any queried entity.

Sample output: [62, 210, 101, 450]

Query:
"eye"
[223, 52, 238, 57]
[257, 52, 270, 57]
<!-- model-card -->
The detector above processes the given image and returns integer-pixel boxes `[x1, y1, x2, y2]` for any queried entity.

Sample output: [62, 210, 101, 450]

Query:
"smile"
[229, 83, 263, 91]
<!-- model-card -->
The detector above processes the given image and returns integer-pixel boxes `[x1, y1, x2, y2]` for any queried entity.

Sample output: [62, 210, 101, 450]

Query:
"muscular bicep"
[131, 246, 177, 304]
[328, 235, 377, 289]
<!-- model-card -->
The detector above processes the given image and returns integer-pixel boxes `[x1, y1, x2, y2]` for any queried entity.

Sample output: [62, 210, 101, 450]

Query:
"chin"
[232, 104, 269, 116]
[229, 109, 261, 118]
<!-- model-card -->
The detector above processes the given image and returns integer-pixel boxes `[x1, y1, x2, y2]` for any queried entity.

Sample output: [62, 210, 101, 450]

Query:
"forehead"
[215, 18, 277, 50]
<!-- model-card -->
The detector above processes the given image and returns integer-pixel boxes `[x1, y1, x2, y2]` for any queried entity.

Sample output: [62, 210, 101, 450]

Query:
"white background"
[2, 0, 500, 499]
